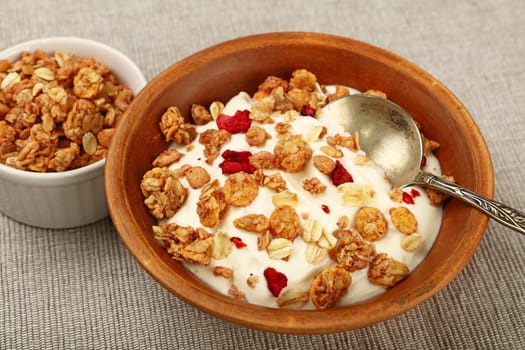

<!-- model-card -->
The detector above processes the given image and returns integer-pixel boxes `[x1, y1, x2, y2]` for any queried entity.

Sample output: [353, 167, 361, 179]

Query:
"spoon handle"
[414, 172, 525, 235]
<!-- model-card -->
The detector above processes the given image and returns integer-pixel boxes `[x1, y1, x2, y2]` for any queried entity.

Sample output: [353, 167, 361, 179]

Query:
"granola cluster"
[0, 50, 133, 171]
[140, 69, 450, 309]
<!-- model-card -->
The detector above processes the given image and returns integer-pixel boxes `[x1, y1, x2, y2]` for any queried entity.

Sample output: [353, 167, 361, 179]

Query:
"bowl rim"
[0, 36, 147, 185]
[106, 31, 494, 334]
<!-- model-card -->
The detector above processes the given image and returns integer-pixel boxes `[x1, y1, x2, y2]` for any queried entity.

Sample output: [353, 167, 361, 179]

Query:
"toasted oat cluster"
[140, 69, 451, 309]
[0, 50, 133, 172]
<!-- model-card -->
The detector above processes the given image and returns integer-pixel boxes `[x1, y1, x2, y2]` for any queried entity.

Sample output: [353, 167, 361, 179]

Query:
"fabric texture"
[1, 0, 524, 349]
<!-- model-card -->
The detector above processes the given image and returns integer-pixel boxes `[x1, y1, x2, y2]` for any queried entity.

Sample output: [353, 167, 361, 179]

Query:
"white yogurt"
[165, 89, 443, 309]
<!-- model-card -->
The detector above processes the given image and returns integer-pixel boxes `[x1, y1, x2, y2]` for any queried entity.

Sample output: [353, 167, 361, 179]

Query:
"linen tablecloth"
[1, 1, 524, 349]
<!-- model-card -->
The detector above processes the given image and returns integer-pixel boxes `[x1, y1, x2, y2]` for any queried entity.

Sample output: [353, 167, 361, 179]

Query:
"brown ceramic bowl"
[105, 32, 493, 334]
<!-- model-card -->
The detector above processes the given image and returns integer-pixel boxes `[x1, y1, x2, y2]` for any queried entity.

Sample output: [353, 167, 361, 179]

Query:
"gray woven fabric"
[1, 0, 524, 349]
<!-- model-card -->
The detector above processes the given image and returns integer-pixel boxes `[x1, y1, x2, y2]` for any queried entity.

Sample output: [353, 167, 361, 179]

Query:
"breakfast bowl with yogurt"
[105, 32, 493, 333]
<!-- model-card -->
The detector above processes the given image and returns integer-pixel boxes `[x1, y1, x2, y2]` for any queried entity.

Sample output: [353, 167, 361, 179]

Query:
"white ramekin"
[0, 37, 147, 228]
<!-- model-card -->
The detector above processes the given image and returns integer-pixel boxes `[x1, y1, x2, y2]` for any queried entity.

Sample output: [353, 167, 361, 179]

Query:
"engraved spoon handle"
[413, 172, 525, 235]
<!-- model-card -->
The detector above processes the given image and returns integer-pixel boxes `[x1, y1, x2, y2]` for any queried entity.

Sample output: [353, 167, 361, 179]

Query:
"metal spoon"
[326, 94, 525, 235]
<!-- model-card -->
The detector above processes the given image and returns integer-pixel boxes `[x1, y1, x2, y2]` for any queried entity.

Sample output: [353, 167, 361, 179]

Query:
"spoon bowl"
[329, 94, 525, 235]
[326, 94, 424, 188]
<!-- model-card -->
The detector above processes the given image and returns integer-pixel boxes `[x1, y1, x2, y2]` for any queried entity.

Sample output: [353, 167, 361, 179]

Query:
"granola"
[196, 179, 228, 228]
[233, 214, 270, 233]
[245, 125, 271, 146]
[141, 167, 188, 220]
[312, 154, 336, 175]
[355, 206, 389, 242]
[159, 106, 197, 145]
[310, 266, 352, 309]
[198, 129, 231, 164]
[249, 151, 275, 169]
[184, 166, 211, 189]
[0, 50, 133, 171]
[152, 148, 184, 167]
[368, 253, 409, 288]
[269, 205, 302, 241]
[302, 177, 327, 194]
[253, 170, 287, 192]
[223, 172, 259, 207]
[213, 266, 234, 279]
[389, 207, 418, 235]
[273, 134, 312, 173]
[329, 229, 376, 272]
[191, 103, 213, 125]
[153, 223, 213, 265]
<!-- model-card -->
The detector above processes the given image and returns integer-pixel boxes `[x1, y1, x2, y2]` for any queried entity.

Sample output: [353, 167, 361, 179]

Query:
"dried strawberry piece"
[421, 155, 427, 168]
[222, 149, 252, 160]
[331, 160, 353, 186]
[218, 150, 256, 174]
[321, 204, 330, 214]
[263, 267, 288, 297]
[230, 236, 247, 249]
[216, 110, 251, 134]
[402, 191, 415, 204]
[410, 188, 421, 198]
[300, 104, 316, 117]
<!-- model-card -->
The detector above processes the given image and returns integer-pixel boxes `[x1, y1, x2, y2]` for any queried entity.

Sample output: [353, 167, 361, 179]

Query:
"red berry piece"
[230, 236, 247, 249]
[410, 188, 421, 198]
[421, 155, 427, 168]
[263, 267, 288, 297]
[402, 191, 415, 204]
[300, 104, 316, 117]
[216, 110, 251, 133]
[331, 160, 354, 186]
[321, 204, 330, 214]
[218, 149, 256, 174]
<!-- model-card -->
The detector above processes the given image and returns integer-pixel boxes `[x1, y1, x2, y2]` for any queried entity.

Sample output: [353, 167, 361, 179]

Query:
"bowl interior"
[106, 32, 493, 334]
